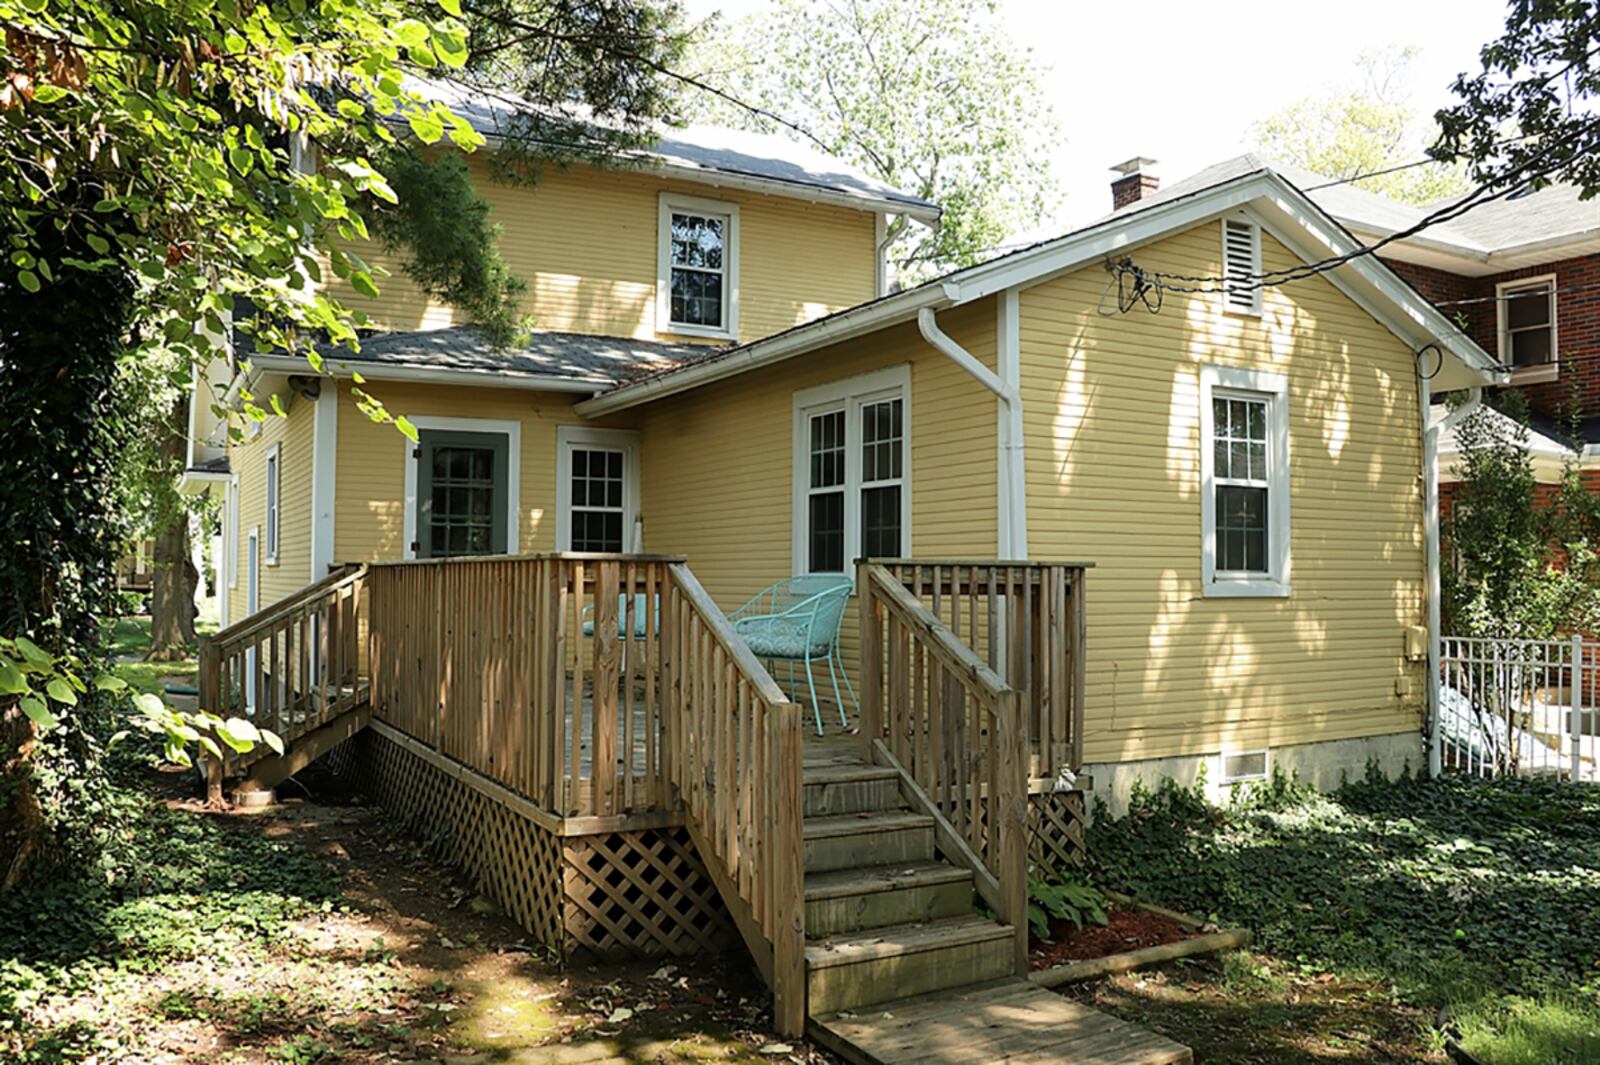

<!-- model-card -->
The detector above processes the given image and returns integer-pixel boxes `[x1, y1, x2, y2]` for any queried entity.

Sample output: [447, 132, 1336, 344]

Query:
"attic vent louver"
[1222, 218, 1262, 315]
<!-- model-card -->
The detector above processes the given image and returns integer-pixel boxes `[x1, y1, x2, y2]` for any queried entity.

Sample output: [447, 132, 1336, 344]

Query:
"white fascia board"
[242, 353, 610, 394]
[574, 284, 954, 417]
[178, 470, 229, 497]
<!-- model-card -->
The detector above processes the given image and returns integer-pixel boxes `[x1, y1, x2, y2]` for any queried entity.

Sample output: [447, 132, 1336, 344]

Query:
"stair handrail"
[858, 561, 1030, 975]
[662, 562, 806, 1037]
[197, 563, 369, 802]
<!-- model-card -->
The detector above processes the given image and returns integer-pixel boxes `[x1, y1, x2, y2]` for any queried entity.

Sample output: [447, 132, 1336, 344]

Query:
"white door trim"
[401, 415, 522, 560]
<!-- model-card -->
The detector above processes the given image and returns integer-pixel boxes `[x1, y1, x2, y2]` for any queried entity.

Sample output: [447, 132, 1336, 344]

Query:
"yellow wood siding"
[332, 380, 623, 564]
[634, 298, 1001, 634]
[327, 158, 878, 345]
[1021, 220, 1425, 765]
[226, 395, 316, 625]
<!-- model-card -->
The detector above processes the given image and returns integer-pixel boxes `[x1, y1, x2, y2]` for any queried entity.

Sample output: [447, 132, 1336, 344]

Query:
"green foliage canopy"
[685, 0, 1059, 281]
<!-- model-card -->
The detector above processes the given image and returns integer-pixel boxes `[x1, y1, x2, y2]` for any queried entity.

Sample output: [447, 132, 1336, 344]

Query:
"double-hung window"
[794, 367, 909, 574]
[264, 442, 281, 566]
[557, 426, 640, 553]
[1497, 275, 1557, 379]
[658, 193, 739, 339]
[1199, 365, 1289, 597]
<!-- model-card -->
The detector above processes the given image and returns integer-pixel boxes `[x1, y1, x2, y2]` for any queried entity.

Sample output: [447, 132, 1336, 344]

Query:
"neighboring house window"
[403, 417, 522, 561]
[264, 443, 280, 566]
[793, 366, 910, 574]
[557, 426, 640, 553]
[1221, 217, 1263, 316]
[1497, 275, 1557, 376]
[1199, 365, 1289, 597]
[657, 193, 739, 339]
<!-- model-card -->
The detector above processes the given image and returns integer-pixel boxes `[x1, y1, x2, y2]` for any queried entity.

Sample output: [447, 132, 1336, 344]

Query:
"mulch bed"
[1029, 904, 1200, 971]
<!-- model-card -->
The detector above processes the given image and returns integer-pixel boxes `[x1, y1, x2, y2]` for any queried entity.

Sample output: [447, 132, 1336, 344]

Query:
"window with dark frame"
[428, 444, 498, 558]
[1212, 394, 1270, 575]
[1501, 279, 1556, 369]
[807, 409, 846, 573]
[569, 447, 626, 553]
[860, 397, 903, 560]
[669, 211, 727, 330]
[802, 393, 904, 574]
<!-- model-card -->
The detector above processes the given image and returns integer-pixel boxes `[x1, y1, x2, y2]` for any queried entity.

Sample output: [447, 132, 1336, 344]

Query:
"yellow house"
[183, 137, 1502, 815]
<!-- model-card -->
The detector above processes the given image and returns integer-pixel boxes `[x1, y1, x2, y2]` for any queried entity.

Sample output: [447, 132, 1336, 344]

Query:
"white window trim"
[790, 364, 912, 575]
[225, 474, 239, 590]
[1219, 748, 1272, 785]
[657, 191, 740, 341]
[401, 416, 522, 561]
[1221, 216, 1264, 317]
[555, 425, 642, 552]
[1199, 364, 1290, 598]
[263, 442, 281, 567]
[1496, 273, 1558, 383]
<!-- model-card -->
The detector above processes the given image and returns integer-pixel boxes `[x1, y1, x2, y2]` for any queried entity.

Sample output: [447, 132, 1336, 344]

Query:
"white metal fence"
[1440, 635, 1600, 781]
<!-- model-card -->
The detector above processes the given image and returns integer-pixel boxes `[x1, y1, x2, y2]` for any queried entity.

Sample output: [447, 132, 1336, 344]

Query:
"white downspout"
[917, 304, 1027, 558]
[1423, 381, 1482, 777]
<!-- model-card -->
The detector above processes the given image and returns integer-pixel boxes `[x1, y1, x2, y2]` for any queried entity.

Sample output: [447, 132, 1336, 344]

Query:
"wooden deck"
[810, 978, 1191, 1065]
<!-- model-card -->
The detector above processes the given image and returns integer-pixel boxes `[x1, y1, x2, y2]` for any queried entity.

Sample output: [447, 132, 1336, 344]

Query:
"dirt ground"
[67, 770, 834, 1065]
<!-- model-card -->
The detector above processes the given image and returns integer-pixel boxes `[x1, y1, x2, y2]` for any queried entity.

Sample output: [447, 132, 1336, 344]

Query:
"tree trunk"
[148, 397, 195, 661]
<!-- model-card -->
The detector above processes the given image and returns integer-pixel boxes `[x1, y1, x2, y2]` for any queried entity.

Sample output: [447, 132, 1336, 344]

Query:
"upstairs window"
[1200, 365, 1289, 597]
[658, 193, 739, 339]
[1222, 217, 1263, 316]
[793, 367, 909, 574]
[1497, 275, 1557, 376]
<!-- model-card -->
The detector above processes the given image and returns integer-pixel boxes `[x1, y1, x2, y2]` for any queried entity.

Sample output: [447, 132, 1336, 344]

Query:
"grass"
[1080, 769, 1600, 1063]
[103, 614, 217, 696]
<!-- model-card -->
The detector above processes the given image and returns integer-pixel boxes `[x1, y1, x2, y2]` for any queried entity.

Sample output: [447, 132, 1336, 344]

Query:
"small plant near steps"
[797, 757, 1191, 1065]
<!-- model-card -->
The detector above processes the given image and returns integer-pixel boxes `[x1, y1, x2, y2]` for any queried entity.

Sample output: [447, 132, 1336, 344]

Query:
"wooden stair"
[799, 756, 1190, 1064]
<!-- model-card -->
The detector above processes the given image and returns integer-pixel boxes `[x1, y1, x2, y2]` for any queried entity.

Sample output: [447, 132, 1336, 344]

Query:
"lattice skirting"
[329, 728, 734, 959]
[1029, 789, 1087, 874]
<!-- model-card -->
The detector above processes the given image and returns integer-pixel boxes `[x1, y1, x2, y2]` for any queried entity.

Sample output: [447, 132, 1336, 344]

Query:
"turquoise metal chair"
[729, 574, 858, 735]
[581, 593, 658, 639]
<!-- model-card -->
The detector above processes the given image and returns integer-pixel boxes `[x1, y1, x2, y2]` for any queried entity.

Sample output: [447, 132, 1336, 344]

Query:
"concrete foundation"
[1080, 730, 1423, 821]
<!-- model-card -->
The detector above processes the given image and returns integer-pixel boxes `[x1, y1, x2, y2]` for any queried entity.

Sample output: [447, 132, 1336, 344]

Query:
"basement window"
[1497, 275, 1557, 378]
[1221, 749, 1270, 784]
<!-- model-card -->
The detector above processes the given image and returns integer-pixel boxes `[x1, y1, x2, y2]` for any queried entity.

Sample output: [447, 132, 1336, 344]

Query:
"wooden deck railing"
[871, 559, 1089, 781]
[197, 563, 368, 800]
[366, 553, 678, 819]
[858, 562, 1032, 975]
[662, 562, 806, 1036]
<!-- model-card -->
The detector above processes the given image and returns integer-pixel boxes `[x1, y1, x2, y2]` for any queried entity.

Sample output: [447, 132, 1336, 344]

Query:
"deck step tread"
[803, 763, 900, 786]
[805, 915, 1011, 970]
[810, 978, 1192, 1065]
[805, 862, 972, 902]
[803, 810, 932, 841]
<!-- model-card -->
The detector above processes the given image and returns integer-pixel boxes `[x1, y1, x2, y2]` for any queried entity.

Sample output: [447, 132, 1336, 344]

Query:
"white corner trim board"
[401, 415, 523, 561]
[310, 388, 338, 580]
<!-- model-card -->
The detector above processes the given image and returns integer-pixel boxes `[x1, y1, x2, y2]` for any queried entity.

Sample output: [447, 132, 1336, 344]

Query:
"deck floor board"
[811, 978, 1191, 1065]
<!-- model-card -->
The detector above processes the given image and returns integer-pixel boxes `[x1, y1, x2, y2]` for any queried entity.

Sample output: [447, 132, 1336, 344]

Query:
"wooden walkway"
[810, 978, 1191, 1065]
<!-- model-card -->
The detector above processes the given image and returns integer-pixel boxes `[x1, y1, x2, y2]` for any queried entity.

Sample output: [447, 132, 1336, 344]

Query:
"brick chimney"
[1110, 157, 1160, 210]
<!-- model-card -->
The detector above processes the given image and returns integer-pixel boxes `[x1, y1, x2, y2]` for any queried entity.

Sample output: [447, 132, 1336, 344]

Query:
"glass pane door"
[417, 430, 510, 559]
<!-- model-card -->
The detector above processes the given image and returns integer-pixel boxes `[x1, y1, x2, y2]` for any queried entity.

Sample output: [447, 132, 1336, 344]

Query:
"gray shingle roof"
[408, 77, 939, 218]
[334, 327, 712, 386]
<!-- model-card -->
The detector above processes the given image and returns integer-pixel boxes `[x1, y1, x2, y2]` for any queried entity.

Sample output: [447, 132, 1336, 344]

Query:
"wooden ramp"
[809, 977, 1191, 1065]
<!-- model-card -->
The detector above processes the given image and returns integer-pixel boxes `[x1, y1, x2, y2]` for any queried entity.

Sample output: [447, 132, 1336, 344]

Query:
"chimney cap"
[1110, 156, 1159, 176]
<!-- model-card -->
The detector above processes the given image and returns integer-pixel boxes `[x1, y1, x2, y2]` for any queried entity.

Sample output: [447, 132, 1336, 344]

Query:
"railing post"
[197, 639, 225, 806]
[1573, 633, 1584, 784]
[995, 689, 1029, 976]
[771, 700, 806, 1038]
[858, 562, 883, 762]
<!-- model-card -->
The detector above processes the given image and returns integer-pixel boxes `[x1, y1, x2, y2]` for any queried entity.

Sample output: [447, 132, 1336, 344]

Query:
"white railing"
[1440, 635, 1600, 782]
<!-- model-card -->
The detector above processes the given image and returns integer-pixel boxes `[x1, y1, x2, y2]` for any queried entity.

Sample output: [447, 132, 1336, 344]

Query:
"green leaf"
[261, 729, 286, 756]
[132, 691, 166, 717]
[213, 719, 253, 753]
[14, 637, 50, 667]
[408, 112, 444, 144]
[17, 269, 40, 293]
[438, 0, 462, 15]
[93, 673, 129, 692]
[45, 677, 78, 705]
[350, 271, 380, 298]
[18, 0, 47, 13]
[30, 83, 68, 103]
[20, 697, 57, 729]
[85, 233, 111, 255]
[0, 659, 27, 695]
[229, 146, 256, 176]
[395, 416, 419, 442]
[198, 735, 223, 760]
[393, 18, 431, 47]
